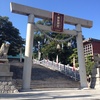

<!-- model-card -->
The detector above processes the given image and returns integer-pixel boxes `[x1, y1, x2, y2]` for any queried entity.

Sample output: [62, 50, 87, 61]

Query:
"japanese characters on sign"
[52, 12, 64, 32]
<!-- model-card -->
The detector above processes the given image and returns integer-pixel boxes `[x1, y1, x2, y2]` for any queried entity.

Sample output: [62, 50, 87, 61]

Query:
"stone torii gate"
[10, 2, 93, 90]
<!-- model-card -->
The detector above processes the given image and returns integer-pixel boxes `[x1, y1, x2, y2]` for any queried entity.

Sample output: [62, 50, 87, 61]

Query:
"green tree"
[42, 41, 57, 60]
[33, 19, 77, 64]
[33, 33, 45, 58]
[85, 55, 94, 75]
[69, 48, 79, 67]
[0, 16, 25, 56]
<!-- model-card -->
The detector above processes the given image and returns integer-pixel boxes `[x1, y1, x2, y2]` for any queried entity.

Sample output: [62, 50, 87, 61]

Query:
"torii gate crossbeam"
[10, 2, 93, 91]
[10, 2, 92, 28]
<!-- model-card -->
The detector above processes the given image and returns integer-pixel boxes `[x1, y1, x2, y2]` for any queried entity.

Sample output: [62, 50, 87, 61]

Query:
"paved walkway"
[0, 88, 100, 100]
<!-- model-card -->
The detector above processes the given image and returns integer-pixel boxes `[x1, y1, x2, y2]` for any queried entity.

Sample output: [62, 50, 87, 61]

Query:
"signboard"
[52, 12, 64, 32]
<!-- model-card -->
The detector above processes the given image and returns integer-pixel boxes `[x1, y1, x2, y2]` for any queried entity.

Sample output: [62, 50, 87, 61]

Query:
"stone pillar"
[90, 54, 100, 89]
[22, 14, 34, 90]
[76, 24, 88, 88]
[90, 66, 100, 89]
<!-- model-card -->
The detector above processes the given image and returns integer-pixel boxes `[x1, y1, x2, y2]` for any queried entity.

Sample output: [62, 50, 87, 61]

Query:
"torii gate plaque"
[10, 2, 93, 90]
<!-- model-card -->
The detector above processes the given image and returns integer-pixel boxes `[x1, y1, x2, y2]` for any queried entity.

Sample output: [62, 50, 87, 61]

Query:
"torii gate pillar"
[22, 14, 34, 90]
[76, 24, 88, 88]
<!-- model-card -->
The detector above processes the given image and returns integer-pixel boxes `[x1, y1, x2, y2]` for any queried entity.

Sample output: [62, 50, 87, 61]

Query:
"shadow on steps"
[10, 62, 80, 89]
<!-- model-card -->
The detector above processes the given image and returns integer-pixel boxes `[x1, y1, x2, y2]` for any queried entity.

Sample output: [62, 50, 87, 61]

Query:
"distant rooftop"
[83, 38, 100, 43]
[8, 54, 24, 59]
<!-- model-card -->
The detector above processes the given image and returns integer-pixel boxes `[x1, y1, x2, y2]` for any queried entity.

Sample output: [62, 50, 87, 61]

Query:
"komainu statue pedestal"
[90, 54, 100, 89]
[0, 59, 18, 93]
[0, 59, 13, 81]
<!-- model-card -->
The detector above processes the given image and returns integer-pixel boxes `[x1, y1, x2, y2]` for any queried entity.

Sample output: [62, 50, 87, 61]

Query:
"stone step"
[13, 79, 80, 90]
[10, 62, 80, 90]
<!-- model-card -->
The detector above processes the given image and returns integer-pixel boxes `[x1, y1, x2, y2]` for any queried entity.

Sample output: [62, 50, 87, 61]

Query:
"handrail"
[33, 59, 80, 81]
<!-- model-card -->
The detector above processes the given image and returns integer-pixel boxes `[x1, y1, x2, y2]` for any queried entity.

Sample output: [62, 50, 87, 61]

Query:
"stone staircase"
[10, 62, 80, 90]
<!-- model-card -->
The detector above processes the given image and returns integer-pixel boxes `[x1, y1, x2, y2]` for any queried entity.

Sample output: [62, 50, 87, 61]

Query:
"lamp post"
[38, 41, 41, 61]
[56, 44, 60, 64]
[73, 57, 76, 81]
[20, 47, 22, 62]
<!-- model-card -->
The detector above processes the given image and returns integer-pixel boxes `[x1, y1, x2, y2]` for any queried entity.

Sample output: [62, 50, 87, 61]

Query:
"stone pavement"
[0, 88, 100, 100]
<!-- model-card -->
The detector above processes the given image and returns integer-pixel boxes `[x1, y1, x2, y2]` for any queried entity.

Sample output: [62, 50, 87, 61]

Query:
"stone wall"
[0, 59, 19, 93]
[0, 81, 18, 93]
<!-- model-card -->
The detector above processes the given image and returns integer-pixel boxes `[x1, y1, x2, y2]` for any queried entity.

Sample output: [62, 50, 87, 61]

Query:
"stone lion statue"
[0, 43, 10, 59]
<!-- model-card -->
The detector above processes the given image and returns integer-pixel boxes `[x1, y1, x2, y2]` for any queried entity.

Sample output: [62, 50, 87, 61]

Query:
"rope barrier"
[34, 23, 78, 43]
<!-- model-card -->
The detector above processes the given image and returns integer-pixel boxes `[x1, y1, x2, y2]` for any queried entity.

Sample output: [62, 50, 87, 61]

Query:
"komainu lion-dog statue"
[0, 43, 10, 59]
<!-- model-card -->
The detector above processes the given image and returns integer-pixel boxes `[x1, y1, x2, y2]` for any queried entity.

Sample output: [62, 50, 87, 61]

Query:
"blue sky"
[0, 0, 100, 40]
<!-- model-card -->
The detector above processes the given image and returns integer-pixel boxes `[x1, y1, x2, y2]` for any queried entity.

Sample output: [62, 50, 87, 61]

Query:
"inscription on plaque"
[52, 12, 64, 32]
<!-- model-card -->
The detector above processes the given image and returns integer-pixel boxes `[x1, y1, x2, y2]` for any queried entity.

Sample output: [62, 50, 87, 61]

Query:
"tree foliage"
[69, 48, 79, 67]
[85, 55, 94, 75]
[33, 19, 77, 65]
[0, 16, 25, 56]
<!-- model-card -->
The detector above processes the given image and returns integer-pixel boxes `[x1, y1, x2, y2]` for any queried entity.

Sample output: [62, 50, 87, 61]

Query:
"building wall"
[83, 38, 100, 63]
[83, 42, 93, 57]
[92, 42, 100, 54]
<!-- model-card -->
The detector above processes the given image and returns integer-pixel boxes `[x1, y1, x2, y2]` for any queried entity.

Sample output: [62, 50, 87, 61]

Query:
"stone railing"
[33, 59, 80, 81]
